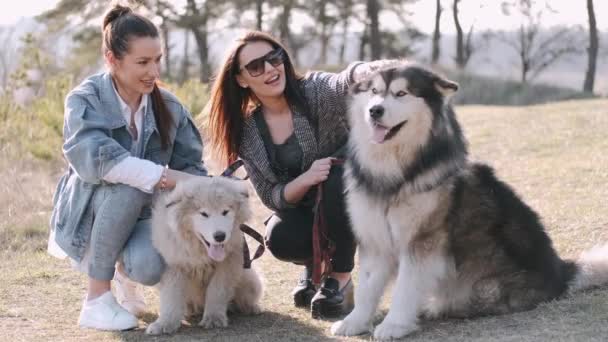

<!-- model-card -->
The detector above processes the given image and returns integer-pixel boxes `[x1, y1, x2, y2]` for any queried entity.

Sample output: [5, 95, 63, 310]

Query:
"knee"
[265, 219, 311, 263]
[122, 246, 165, 286]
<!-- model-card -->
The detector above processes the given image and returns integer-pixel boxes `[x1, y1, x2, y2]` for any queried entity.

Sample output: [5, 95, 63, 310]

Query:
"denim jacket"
[50, 72, 207, 260]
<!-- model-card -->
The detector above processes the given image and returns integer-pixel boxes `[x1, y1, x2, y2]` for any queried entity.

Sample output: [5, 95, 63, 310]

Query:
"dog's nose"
[213, 232, 226, 243]
[369, 105, 384, 119]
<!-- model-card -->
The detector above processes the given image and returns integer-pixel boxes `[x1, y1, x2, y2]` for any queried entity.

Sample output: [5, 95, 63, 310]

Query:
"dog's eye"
[200, 212, 209, 218]
[395, 90, 408, 97]
[222, 210, 229, 216]
[371, 88, 378, 94]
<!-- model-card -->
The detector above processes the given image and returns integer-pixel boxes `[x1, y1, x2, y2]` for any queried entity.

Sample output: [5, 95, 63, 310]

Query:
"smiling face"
[190, 204, 237, 262]
[106, 36, 162, 96]
[235, 40, 286, 100]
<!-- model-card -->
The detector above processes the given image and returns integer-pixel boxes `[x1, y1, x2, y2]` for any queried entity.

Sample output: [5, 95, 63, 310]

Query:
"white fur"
[146, 177, 263, 335]
[332, 184, 450, 340]
[569, 243, 608, 293]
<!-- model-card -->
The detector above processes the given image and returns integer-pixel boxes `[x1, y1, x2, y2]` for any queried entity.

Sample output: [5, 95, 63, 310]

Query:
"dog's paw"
[199, 312, 228, 329]
[373, 321, 417, 340]
[330, 317, 370, 336]
[145, 320, 181, 335]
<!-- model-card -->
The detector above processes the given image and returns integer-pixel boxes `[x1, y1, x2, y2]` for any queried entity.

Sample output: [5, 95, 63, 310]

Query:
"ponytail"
[151, 84, 173, 150]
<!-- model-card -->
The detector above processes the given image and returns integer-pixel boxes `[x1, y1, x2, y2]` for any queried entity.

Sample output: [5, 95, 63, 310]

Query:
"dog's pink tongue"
[208, 244, 226, 261]
[371, 125, 389, 143]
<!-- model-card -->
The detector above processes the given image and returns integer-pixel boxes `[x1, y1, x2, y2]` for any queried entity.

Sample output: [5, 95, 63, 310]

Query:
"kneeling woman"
[207, 30, 388, 318]
[50, 5, 206, 331]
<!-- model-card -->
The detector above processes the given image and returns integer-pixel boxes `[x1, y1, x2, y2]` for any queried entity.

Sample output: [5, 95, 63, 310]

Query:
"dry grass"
[1, 99, 607, 341]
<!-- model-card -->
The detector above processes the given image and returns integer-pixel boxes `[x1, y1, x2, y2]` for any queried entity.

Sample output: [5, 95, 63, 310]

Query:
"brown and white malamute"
[331, 63, 608, 340]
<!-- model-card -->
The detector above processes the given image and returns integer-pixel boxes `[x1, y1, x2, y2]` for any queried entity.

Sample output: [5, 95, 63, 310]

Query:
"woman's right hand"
[299, 157, 334, 187]
[157, 168, 199, 191]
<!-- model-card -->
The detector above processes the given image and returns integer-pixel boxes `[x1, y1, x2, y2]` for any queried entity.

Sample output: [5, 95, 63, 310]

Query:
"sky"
[1, 0, 606, 32]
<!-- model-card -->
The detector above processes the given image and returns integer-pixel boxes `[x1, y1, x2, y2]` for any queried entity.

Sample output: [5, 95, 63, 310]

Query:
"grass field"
[1, 99, 607, 341]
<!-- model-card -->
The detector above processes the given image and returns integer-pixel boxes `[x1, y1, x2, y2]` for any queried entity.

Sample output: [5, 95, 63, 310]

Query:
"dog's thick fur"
[331, 64, 608, 340]
[146, 177, 263, 335]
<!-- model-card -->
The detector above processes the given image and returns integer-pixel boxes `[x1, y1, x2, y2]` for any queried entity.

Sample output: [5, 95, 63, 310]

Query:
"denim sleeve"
[168, 106, 207, 176]
[62, 94, 130, 184]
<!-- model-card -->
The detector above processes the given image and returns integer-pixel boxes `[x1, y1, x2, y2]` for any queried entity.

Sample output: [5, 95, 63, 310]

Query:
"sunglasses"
[240, 48, 285, 77]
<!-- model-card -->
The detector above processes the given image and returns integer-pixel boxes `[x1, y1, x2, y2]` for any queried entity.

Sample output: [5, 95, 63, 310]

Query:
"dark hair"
[207, 30, 306, 166]
[102, 4, 172, 150]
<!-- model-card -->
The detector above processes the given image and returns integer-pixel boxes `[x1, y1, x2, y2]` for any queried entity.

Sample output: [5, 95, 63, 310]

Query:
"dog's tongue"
[208, 244, 226, 261]
[371, 125, 389, 144]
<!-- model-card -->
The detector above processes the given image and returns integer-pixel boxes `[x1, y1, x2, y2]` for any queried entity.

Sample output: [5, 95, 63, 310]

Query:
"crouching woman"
[49, 4, 206, 331]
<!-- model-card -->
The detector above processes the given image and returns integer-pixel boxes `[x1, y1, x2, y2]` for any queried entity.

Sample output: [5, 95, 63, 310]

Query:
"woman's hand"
[300, 157, 334, 187]
[156, 168, 199, 191]
[283, 157, 335, 205]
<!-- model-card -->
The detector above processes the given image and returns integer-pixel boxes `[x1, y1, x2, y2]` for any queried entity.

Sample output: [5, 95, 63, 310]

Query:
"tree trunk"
[431, 0, 441, 64]
[453, 0, 465, 68]
[179, 29, 190, 84]
[583, 0, 598, 93]
[185, 0, 210, 83]
[160, 20, 172, 81]
[279, 1, 292, 45]
[359, 28, 368, 60]
[319, 2, 329, 65]
[256, 0, 263, 31]
[367, 0, 381, 59]
[339, 17, 348, 65]
[279, 0, 300, 63]
[191, 26, 209, 83]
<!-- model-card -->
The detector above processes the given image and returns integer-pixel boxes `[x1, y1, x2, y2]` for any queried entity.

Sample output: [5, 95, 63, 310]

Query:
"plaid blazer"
[239, 61, 382, 212]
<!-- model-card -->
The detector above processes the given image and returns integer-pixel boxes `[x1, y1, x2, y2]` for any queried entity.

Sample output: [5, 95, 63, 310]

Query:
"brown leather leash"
[239, 223, 265, 269]
[311, 158, 344, 286]
[221, 160, 264, 269]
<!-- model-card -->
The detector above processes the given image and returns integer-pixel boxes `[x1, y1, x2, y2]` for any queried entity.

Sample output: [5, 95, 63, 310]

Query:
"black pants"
[264, 163, 356, 273]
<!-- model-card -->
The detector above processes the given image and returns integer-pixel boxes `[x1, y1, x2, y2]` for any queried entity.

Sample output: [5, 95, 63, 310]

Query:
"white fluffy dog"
[146, 176, 263, 335]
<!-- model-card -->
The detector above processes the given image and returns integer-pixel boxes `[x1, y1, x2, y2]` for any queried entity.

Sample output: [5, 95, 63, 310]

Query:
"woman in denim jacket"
[49, 4, 206, 331]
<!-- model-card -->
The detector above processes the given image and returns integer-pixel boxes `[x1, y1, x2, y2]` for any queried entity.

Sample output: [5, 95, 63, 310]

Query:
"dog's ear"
[434, 76, 459, 98]
[163, 190, 182, 233]
[163, 183, 192, 233]
[231, 179, 249, 200]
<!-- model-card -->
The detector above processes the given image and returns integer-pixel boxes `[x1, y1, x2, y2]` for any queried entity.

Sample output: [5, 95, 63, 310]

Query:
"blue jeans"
[86, 184, 165, 285]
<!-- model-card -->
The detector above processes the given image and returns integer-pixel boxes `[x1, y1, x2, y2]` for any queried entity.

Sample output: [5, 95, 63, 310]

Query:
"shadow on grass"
[115, 310, 337, 342]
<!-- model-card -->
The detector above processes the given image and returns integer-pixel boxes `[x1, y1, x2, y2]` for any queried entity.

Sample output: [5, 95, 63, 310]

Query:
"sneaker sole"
[311, 291, 354, 319]
[78, 319, 138, 331]
[311, 300, 352, 319]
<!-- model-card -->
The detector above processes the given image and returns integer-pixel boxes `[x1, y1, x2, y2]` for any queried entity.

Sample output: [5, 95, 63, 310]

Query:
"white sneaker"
[78, 291, 138, 331]
[114, 270, 147, 317]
